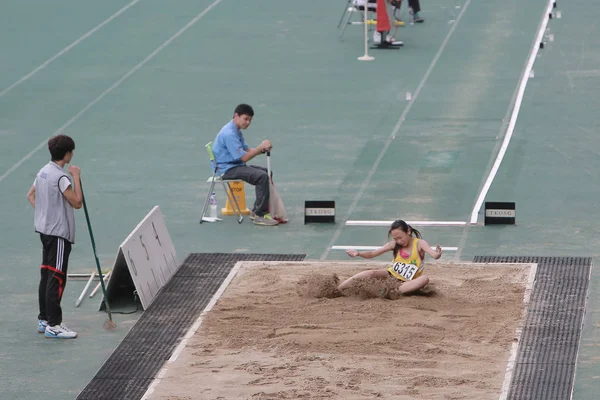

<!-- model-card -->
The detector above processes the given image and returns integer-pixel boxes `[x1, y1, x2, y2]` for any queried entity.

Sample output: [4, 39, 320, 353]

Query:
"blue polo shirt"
[212, 120, 250, 174]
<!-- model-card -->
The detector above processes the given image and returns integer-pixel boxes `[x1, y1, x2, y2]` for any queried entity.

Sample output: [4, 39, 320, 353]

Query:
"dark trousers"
[408, 0, 421, 13]
[223, 165, 270, 216]
[38, 234, 71, 326]
[392, 0, 421, 13]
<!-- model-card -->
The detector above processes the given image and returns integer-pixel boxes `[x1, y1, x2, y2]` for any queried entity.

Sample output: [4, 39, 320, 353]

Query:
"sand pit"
[147, 261, 535, 400]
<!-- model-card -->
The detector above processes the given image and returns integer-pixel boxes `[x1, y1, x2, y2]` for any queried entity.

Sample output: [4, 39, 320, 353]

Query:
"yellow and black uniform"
[387, 238, 424, 281]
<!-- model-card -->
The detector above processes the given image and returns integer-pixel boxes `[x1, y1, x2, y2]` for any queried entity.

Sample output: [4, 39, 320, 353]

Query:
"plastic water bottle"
[209, 193, 218, 218]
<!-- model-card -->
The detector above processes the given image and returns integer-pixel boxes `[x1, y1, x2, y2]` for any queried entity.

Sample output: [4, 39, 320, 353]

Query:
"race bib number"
[391, 262, 418, 281]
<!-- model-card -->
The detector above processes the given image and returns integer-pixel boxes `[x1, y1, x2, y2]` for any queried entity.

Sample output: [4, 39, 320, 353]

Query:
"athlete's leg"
[396, 275, 429, 295]
[338, 269, 390, 290]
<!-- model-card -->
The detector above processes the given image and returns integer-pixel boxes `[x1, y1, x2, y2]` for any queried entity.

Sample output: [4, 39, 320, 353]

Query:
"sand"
[147, 261, 534, 400]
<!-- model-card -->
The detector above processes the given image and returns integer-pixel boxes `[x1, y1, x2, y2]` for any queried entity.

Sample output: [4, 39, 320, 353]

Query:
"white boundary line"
[569, 259, 593, 400]
[346, 220, 466, 227]
[469, 0, 555, 225]
[499, 262, 538, 400]
[0, 0, 224, 185]
[320, 0, 473, 260]
[332, 245, 458, 252]
[0, 0, 142, 98]
[140, 260, 244, 400]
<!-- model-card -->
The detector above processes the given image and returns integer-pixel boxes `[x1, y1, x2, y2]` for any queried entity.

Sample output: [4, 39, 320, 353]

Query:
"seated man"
[211, 104, 278, 226]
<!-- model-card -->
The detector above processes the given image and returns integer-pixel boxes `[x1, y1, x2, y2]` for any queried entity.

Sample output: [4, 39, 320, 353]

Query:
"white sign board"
[485, 209, 516, 217]
[305, 208, 336, 216]
[100, 206, 178, 311]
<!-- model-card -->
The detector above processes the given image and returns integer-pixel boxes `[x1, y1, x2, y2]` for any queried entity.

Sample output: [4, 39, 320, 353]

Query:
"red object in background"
[376, 0, 391, 32]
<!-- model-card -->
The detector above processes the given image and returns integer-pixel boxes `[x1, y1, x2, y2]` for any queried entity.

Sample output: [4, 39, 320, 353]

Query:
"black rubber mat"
[473, 256, 591, 400]
[77, 253, 305, 400]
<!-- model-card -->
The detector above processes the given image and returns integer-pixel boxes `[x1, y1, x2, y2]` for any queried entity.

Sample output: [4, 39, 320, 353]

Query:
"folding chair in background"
[200, 141, 244, 224]
[338, 0, 377, 39]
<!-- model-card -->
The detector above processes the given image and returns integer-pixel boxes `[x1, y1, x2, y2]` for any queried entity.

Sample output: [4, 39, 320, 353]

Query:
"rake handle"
[266, 151, 271, 178]
[81, 180, 113, 321]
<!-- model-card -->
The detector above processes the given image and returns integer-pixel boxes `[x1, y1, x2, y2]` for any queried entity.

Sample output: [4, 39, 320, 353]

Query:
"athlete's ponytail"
[409, 225, 422, 238]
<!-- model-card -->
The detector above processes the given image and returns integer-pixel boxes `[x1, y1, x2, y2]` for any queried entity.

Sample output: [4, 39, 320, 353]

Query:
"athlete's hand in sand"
[346, 249, 360, 258]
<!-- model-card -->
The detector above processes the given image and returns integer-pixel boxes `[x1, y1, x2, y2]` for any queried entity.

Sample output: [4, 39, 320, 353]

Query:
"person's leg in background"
[389, 0, 404, 25]
[247, 165, 270, 217]
[37, 234, 51, 333]
[41, 234, 77, 339]
[387, 0, 406, 41]
[223, 165, 278, 226]
[373, 0, 404, 46]
[408, 0, 424, 22]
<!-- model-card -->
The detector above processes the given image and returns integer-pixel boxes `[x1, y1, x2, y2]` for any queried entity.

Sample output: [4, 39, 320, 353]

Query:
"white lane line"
[470, 0, 555, 225]
[332, 245, 458, 252]
[346, 220, 467, 227]
[0, 0, 143, 97]
[140, 259, 244, 400]
[498, 262, 538, 400]
[320, 0, 473, 260]
[569, 260, 593, 400]
[0, 0, 224, 185]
